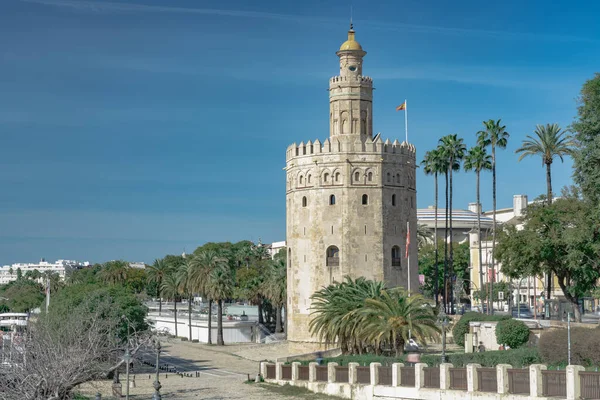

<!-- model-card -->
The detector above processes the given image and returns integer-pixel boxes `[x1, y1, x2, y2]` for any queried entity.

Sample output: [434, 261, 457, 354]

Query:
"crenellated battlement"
[286, 136, 416, 161]
[329, 75, 373, 86]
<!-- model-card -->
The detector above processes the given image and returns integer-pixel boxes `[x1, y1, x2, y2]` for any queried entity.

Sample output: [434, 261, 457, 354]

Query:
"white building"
[268, 241, 286, 258]
[0, 259, 90, 285]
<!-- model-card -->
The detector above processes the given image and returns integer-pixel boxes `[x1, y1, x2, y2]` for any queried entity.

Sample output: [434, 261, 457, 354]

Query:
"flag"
[405, 225, 410, 258]
[396, 101, 406, 111]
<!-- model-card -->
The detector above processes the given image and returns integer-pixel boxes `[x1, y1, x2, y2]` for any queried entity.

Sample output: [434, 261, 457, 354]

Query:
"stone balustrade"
[260, 361, 600, 400]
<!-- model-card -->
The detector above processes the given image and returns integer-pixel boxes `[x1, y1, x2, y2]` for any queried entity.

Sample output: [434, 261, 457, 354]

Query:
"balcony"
[326, 257, 339, 267]
[392, 258, 402, 267]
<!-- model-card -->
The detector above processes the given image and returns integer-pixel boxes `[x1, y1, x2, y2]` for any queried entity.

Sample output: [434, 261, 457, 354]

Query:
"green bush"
[421, 347, 541, 368]
[539, 327, 600, 367]
[180, 337, 189, 341]
[191, 339, 199, 343]
[496, 319, 530, 348]
[452, 312, 509, 347]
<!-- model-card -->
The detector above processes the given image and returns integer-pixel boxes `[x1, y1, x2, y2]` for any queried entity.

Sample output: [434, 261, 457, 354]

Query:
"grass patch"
[259, 383, 342, 399]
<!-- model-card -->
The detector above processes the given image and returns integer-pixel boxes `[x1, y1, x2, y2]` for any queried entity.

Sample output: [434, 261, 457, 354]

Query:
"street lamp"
[153, 337, 162, 400]
[437, 304, 449, 364]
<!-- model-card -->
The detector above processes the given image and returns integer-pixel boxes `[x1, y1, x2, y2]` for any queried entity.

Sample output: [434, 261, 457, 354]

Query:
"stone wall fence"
[261, 361, 600, 400]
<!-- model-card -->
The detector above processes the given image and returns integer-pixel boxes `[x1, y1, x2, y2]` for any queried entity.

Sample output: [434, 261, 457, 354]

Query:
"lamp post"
[153, 338, 162, 400]
[437, 304, 449, 363]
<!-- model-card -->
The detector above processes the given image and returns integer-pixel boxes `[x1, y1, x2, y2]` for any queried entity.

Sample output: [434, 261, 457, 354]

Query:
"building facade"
[0, 259, 90, 285]
[285, 26, 418, 342]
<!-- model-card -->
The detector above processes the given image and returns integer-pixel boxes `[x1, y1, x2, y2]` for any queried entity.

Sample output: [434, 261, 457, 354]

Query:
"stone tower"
[285, 25, 418, 342]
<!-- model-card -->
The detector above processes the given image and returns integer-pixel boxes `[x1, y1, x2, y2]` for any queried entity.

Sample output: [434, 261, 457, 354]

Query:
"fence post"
[370, 362, 381, 386]
[440, 363, 453, 390]
[529, 364, 547, 398]
[496, 364, 512, 394]
[260, 362, 267, 379]
[415, 363, 428, 389]
[309, 362, 318, 382]
[291, 362, 300, 382]
[467, 363, 481, 392]
[348, 362, 359, 384]
[566, 365, 585, 400]
[275, 361, 284, 381]
[392, 363, 404, 387]
[328, 362, 338, 384]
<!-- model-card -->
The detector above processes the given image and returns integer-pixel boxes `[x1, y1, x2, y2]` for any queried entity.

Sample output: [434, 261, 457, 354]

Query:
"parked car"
[511, 305, 534, 319]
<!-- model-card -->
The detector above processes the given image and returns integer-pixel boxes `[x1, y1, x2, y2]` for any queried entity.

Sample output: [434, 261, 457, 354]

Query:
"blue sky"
[1, 0, 598, 264]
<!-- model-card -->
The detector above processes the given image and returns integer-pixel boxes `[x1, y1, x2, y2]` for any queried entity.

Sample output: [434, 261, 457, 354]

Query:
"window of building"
[329, 195, 336, 205]
[387, 172, 391, 183]
[411, 196, 414, 208]
[392, 246, 401, 267]
[354, 171, 360, 182]
[335, 172, 340, 182]
[396, 174, 401, 184]
[307, 174, 312, 184]
[324, 173, 329, 183]
[326, 246, 339, 266]
[362, 194, 368, 205]
[392, 194, 396, 206]
[288, 248, 291, 269]
[299, 175, 304, 185]
[302, 196, 307, 207]
[367, 172, 373, 182]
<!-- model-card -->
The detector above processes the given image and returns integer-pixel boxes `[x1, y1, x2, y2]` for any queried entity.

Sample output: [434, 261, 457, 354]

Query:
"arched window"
[367, 172, 373, 182]
[392, 246, 401, 267]
[326, 246, 339, 266]
[362, 194, 368, 205]
[307, 174, 312, 184]
[324, 173, 329, 183]
[396, 174, 401, 184]
[335, 172, 340, 182]
[288, 248, 291, 269]
[299, 175, 304, 185]
[392, 194, 396, 206]
[354, 171, 360, 182]
[302, 196, 307, 207]
[329, 195, 336, 205]
[387, 172, 391, 183]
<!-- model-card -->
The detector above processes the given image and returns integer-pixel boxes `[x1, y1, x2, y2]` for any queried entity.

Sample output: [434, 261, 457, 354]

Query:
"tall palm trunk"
[217, 300, 224, 345]
[434, 172, 439, 306]
[174, 299, 178, 337]
[158, 283, 162, 316]
[449, 160, 455, 314]
[188, 295, 193, 341]
[490, 145, 497, 315]
[257, 296, 264, 325]
[476, 170, 485, 310]
[275, 305, 282, 333]
[207, 299, 213, 345]
[444, 171, 449, 313]
[546, 161, 553, 301]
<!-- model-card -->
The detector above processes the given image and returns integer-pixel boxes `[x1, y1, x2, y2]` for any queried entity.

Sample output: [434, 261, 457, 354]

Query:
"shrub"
[191, 339, 199, 343]
[539, 327, 600, 367]
[421, 347, 541, 368]
[496, 319, 530, 348]
[452, 312, 509, 347]
[180, 337, 189, 341]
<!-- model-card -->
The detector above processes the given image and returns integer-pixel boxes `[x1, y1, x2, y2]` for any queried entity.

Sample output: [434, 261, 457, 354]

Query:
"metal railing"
[508, 369, 530, 395]
[392, 258, 402, 267]
[298, 365, 309, 381]
[477, 368, 498, 393]
[449, 368, 468, 390]
[335, 366, 349, 383]
[326, 257, 339, 267]
[356, 366, 371, 384]
[378, 366, 392, 386]
[266, 364, 276, 379]
[423, 367, 440, 388]
[542, 370, 566, 398]
[580, 371, 600, 399]
[400, 366, 415, 387]
[281, 365, 292, 380]
[315, 365, 328, 382]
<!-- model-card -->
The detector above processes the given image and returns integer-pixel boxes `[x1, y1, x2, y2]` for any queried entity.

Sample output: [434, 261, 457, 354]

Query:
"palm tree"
[416, 224, 434, 248]
[438, 134, 466, 313]
[99, 260, 129, 286]
[515, 123, 574, 205]
[421, 148, 446, 306]
[515, 123, 573, 301]
[357, 289, 439, 356]
[206, 264, 234, 346]
[161, 271, 183, 337]
[464, 145, 492, 308]
[147, 258, 170, 315]
[177, 258, 196, 341]
[478, 119, 509, 314]
[262, 258, 287, 333]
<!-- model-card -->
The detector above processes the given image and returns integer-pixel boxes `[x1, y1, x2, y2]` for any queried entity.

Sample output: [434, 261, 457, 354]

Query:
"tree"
[477, 119, 510, 313]
[438, 134, 466, 313]
[515, 123, 574, 205]
[161, 271, 182, 337]
[496, 319, 530, 348]
[416, 224, 433, 248]
[0, 279, 44, 312]
[261, 258, 286, 333]
[206, 264, 234, 345]
[421, 148, 447, 305]
[495, 190, 600, 322]
[571, 73, 600, 207]
[99, 260, 129, 286]
[418, 242, 470, 299]
[177, 257, 197, 341]
[146, 258, 170, 315]
[464, 145, 492, 307]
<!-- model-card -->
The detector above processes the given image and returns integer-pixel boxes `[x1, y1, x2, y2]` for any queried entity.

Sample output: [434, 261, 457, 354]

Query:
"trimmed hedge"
[539, 326, 600, 367]
[496, 319, 530, 348]
[452, 312, 510, 347]
[421, 347, 541, 368]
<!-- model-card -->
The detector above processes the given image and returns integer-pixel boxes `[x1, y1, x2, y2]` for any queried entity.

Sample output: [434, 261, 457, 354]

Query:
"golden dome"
[339, 27, 363, 51]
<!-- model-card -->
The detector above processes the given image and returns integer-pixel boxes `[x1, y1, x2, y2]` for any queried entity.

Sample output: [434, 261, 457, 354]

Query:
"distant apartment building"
[268, 241, 286, 258]
[0, 259, 90, 285]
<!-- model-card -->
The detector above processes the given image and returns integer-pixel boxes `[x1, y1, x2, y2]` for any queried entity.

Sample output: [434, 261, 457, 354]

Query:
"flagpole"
[404, 99, 408, 143]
